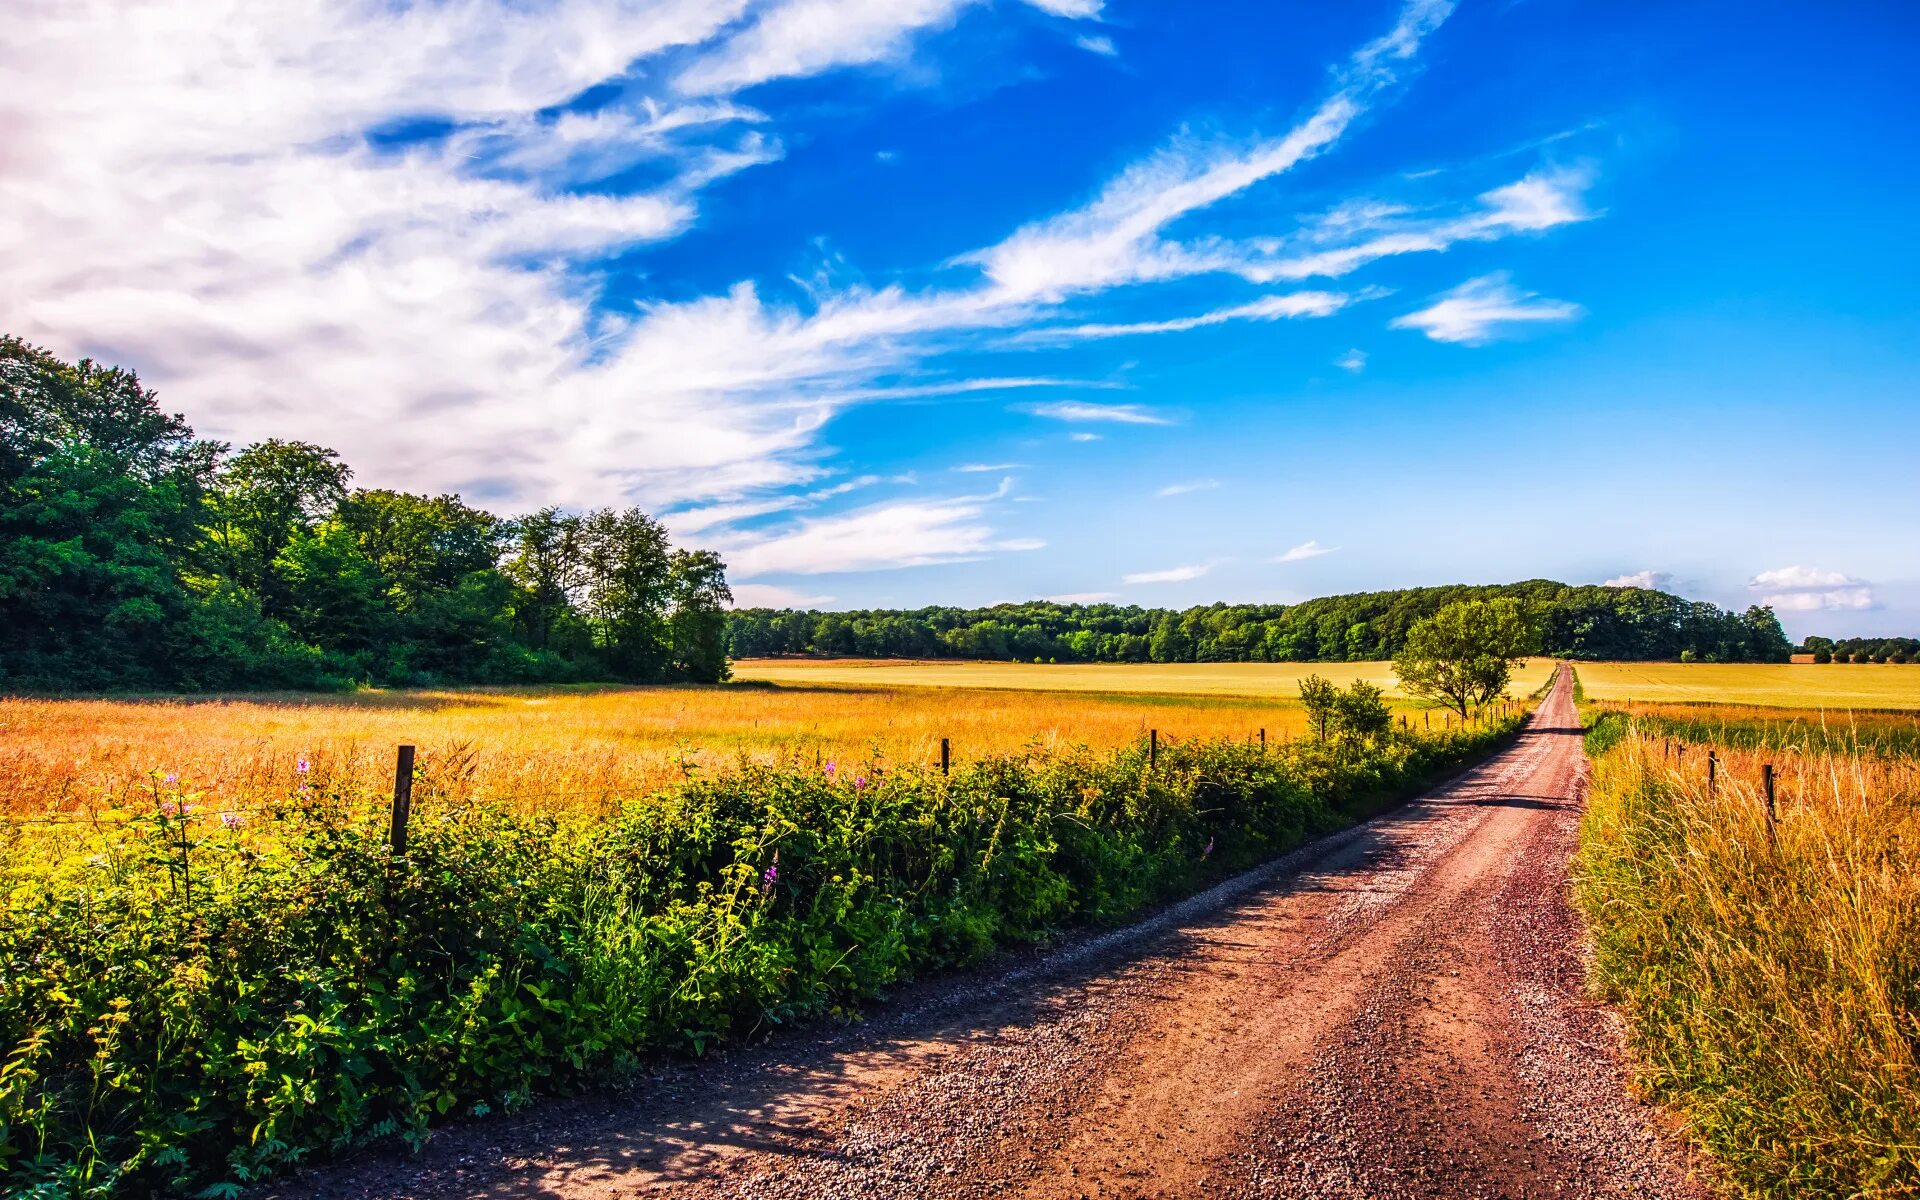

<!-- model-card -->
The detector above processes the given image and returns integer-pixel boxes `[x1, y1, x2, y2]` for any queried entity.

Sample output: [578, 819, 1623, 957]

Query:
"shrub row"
[0, 720, 1519, 1197]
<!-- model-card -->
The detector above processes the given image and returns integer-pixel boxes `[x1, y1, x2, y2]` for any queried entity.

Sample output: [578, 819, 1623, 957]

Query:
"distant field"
[1, 659, 1551, 817]
[1575, 662, 1920, 711]
[734, 657, 1559, 698]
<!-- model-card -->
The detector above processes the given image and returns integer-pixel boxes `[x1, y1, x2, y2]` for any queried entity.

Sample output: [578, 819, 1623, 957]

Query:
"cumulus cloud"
[1390, 272, 1581, 345]
[1748, 566, 1876, 613]
[1075, 34, 1118, 57]
[1335, 349, 1368, 372]
[1123, 562, 1216, 584]
[1021, 400, 1174, 425]
[1276, 540, 1338, 563]
[1157, 479, 1220, 497]
[1602, 569, 1674, 590]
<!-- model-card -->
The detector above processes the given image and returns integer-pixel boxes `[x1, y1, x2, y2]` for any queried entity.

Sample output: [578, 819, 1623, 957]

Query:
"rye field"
[0, 659, 1552, 819]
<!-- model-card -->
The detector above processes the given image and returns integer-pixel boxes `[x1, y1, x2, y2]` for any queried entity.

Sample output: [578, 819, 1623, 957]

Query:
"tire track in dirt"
[268, 666, 1705, 1200]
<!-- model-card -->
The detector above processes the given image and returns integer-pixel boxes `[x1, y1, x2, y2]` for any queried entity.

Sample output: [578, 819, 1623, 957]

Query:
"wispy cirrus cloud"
[1157, 479, 1220, 497]
[1276, 540, 1338, 562]
[1014, 291, 1350, 343]
[1022, 400, 1174, 425]
[1391, 272, 1581, 345]
[1123, 561, 1218, 584]
[1335, 349, 1368, 372]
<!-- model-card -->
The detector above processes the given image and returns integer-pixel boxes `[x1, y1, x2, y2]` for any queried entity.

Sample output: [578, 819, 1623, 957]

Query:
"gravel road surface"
[269, 666, 1706, 1200]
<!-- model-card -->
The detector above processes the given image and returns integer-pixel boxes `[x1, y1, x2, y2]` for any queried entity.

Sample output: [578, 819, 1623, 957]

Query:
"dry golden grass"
[1577, 726, 1920, 1192]
[1575, 660, 1920, 710]
[2, 660, 1548, 819]
[734, 657, 1559, 697]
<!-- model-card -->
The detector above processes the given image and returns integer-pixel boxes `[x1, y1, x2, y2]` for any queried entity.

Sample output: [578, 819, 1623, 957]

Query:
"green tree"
[1392, 599, 1536, 718]
[669, 549, 732, 682]
[205, 439, 350, 609]
[1298, 674, 1338, 742]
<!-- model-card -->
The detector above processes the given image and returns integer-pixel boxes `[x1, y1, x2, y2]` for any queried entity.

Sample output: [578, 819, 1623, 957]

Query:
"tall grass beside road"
[1576, 714, 1920, 1195]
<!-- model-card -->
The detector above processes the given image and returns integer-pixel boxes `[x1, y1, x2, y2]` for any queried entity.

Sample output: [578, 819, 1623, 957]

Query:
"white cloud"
[1602, 570, 1674, 590]
[1335, 349, 1368, 372]
[731, 583, 837, 609]
[959, 0, 1456, 302]
[1157, 479, 1220, 497]
[1750, 565, 1856, 590]
[1069, 432, 1104, 442]
[1748, 566, 1876, 613]
[1022, 400, 1173, 425]
[715, 493, 1042, 577]
[952, 462, 1027, 473]
[1390, 272, 1581, 345]
[1015, 291, 1349, 342]
[1075, 35, 1118, 57]
[1276, 540, 1338, 562]
[1042, 591, 1118, 604]
[675, 0, 1100, 95]
[1761, 589, 1876, 613]
[1124, 562, 1216, 584]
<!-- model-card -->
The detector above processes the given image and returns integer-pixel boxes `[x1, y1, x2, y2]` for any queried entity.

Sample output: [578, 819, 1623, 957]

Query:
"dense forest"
[728, 581, 1797, 664]
[0, 337, 731, 691]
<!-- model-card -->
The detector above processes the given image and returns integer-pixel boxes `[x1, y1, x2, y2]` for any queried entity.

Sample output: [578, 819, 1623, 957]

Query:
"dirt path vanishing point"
[271, 666, 1708, 1200]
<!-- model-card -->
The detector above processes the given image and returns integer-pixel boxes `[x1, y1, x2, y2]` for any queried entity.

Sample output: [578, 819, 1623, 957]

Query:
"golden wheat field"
[733, 657, 1559, 696]
[0, 659, 1548, 819]
[1575, 661, 1920, 710]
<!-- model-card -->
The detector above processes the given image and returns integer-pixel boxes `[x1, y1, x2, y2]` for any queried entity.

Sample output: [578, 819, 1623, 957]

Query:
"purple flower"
[222, 812, 244, 830]
[853, 775, 867, 791]
[162, 772, 179, 785]
[823, 760, 836, 777]
[295, 758, 311, 775]
[1202, 836, 1214, 858]
[761, 856, 780, 897]
[158, 800, 180, 818]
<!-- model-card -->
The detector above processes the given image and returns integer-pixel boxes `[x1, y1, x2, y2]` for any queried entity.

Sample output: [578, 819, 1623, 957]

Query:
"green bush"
[0, 719, 1521, 1196]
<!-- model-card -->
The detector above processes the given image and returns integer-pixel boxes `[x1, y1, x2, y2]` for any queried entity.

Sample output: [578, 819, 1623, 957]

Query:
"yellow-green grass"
[1574, 661, 1920, 711]
[734, 656, 1558, 698]
[1575, 725, 1920, 1193]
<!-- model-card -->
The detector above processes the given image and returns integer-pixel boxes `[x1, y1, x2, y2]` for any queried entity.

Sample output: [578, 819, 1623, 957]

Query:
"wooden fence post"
[940, 737, 950, 776]
[1762, 764, 1778, 849]
[1258, 727, 1266, 749]
[1708, 750, 1717, 795]
[1150, 728, 1158, 770]
[390, 744, 415, 858]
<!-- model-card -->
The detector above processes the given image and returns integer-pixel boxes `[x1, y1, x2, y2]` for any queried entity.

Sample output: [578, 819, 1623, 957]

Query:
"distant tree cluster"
[730, 581, 1793, 665]
[1800, 636, 1918, 664]
[0, 337, 731, 691]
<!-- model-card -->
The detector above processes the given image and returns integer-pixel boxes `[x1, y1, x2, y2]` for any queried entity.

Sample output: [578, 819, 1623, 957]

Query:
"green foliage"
[1392, 599, 1536, 717]
[0, 718, 1524, 1196]
[728, 580, 1797, 666]
[0, 338, 731, 691]
[1296, 675, 1390, 746]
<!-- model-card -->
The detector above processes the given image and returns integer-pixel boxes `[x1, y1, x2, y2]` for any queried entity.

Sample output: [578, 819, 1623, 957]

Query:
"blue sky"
[6, 0, 1916, 636]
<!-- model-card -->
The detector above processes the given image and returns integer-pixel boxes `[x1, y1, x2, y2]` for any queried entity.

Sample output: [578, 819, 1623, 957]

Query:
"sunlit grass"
[1573, 661, 1920, 710]
[733, 656, 1559, 697]
[1575, 724, 1920, 1194]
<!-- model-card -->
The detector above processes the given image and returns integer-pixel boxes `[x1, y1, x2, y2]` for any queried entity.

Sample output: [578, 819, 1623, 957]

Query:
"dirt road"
[273, 666, 1705, 1200]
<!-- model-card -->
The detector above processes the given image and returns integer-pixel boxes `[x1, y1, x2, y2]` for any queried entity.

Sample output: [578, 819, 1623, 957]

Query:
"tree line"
[1801, 636, 1918, 664]
[729, 579, 1796, 664]
[0, 337, 731, 691]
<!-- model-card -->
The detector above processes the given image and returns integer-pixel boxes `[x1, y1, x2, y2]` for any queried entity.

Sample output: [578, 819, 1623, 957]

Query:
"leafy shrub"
[0, 717, 1522, 1196]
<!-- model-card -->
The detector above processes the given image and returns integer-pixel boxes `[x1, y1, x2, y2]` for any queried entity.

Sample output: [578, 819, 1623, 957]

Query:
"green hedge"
[0, 719, 1519, 1197]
